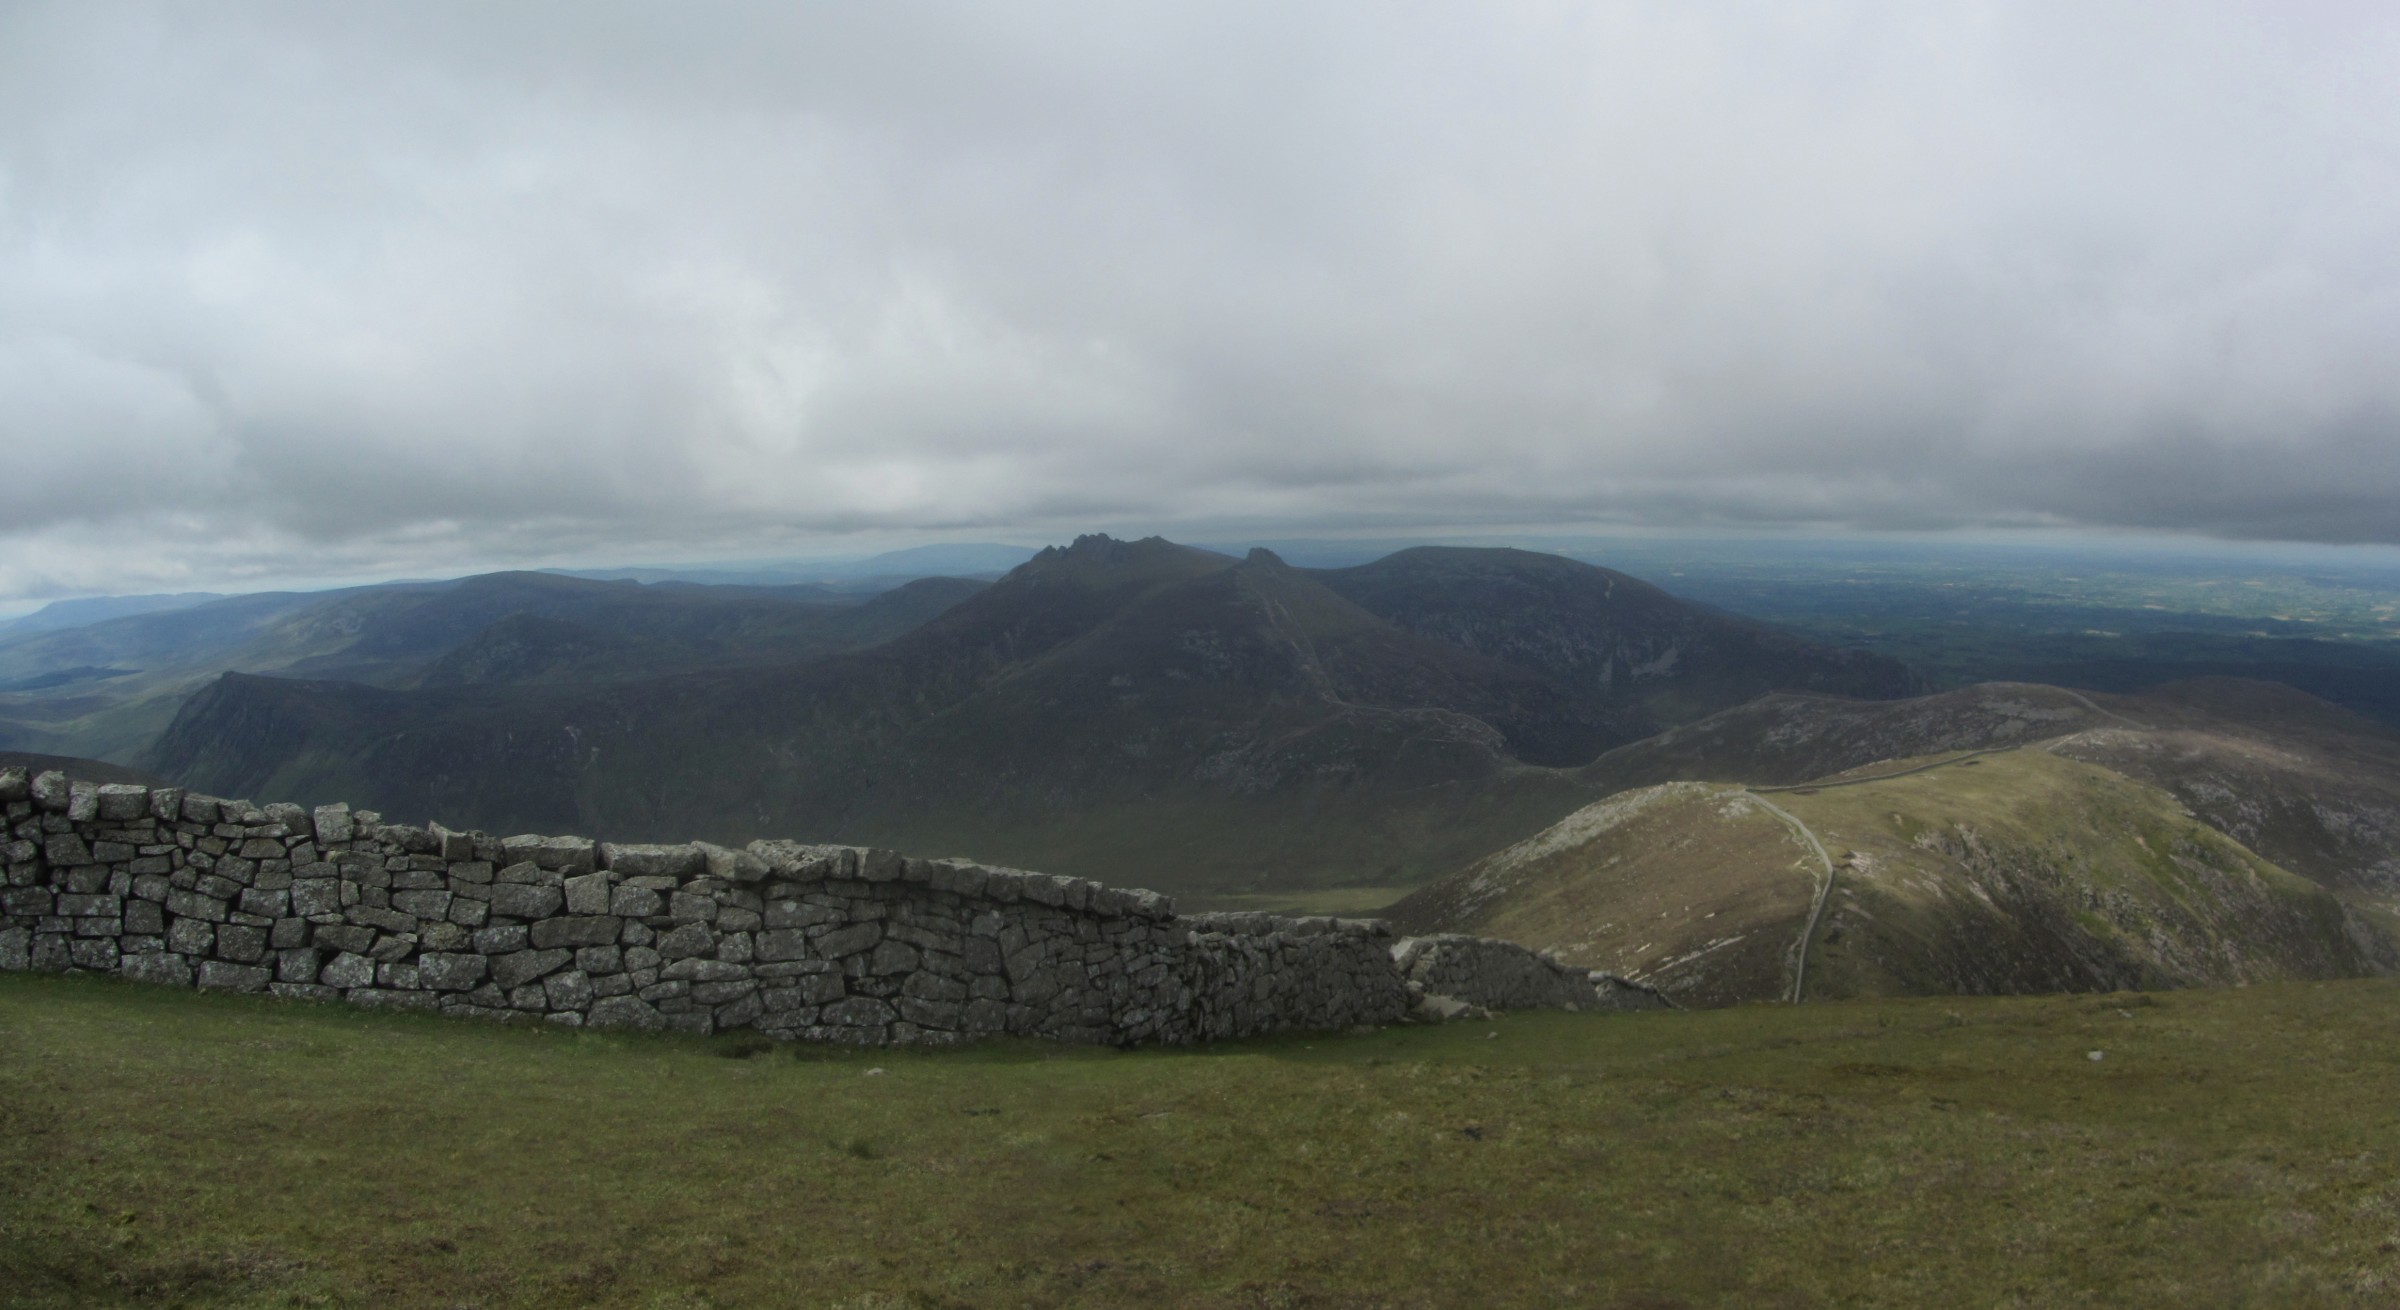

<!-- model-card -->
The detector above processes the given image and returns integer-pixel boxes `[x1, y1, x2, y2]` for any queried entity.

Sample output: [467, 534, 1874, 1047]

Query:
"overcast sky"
[5, 2, 2399, 602]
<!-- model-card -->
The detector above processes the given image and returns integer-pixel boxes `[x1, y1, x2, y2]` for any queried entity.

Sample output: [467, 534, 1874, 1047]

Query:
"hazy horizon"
[8, 4, 2399, 604]
[13, 524, 2400, 625]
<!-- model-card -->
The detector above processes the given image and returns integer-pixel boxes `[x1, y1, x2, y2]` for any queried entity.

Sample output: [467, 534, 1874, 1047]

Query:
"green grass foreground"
[2, 974, 2395, 1309]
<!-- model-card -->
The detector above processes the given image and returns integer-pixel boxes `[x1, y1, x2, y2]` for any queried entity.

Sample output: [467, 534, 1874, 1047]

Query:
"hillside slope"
[2040, 679, 2400, 911]
[1560, 677, 2400, 925]
[1574, 681, 2138, 792]
[1392, 748, 2399, 1006]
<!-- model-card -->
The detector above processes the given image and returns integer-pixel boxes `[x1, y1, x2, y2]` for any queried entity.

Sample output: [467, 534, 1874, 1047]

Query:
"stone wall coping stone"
[31, 771, 72, 812]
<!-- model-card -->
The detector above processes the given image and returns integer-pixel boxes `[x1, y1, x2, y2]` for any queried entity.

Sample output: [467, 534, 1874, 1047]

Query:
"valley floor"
[2, 973, 2394, 1308]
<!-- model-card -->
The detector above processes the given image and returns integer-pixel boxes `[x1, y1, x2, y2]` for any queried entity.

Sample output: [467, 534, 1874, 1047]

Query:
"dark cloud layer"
[4, 2, 2399, 599]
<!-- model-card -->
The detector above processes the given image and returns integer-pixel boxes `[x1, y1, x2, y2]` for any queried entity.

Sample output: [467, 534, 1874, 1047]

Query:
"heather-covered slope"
[1571, 681, 2142, 793]
[1392, 749, 2399, 1007]
[2041, 679, 2400, 911]
[1563, 677, 2400, 923]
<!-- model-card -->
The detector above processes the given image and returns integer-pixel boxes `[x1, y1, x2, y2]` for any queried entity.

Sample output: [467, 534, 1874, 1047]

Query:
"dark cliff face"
[140, 536, 1928, 893]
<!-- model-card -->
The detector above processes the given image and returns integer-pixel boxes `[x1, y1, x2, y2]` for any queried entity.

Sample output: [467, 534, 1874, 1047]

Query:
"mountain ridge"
[0, 568, 989, 762]
[1390, 677, 2400, 1005]
[141, 535, 1917, 892]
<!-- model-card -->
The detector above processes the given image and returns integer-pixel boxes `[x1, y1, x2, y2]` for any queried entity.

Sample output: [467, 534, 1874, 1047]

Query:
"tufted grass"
[2, 972, 2396, 1309]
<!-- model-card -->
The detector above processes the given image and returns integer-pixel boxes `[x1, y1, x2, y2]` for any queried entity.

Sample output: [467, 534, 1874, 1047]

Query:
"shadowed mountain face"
[387, 574, 989, 688]
[142, 535, 1918, 893]
[1312, 547, 1925, 725]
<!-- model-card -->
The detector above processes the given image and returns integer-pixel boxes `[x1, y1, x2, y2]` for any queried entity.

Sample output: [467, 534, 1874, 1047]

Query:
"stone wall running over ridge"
[0, 768, 1664, 1044]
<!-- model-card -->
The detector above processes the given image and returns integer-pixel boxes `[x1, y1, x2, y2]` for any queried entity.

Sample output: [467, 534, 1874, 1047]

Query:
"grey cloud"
[4, 1, 2399, 601]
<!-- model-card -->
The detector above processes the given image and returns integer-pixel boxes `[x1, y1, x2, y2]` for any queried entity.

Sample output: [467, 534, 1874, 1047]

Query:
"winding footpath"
[2054, 687, 2153, 731]
[1750, 744, 2026, 1002]
[1746, 791, 1837, 1004]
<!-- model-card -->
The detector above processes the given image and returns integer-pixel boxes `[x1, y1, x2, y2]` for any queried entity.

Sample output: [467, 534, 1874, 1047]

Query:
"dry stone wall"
[0, 767, 1657, 1044]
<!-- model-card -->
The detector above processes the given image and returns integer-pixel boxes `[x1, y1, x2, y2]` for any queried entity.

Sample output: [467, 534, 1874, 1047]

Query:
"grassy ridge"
[1780, 750, 2394, 998]
[4, 975, 2396, 1307]
[1396, 747, 2396, 1007]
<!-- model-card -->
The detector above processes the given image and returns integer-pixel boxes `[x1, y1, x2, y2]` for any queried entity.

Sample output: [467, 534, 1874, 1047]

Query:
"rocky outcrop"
[0, 767, 1649, 1045]
[1394, 933, 1672, 1014]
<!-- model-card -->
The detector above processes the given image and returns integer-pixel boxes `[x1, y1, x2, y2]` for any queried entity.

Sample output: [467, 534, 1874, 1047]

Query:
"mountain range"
[138, 535, 1922, 892]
